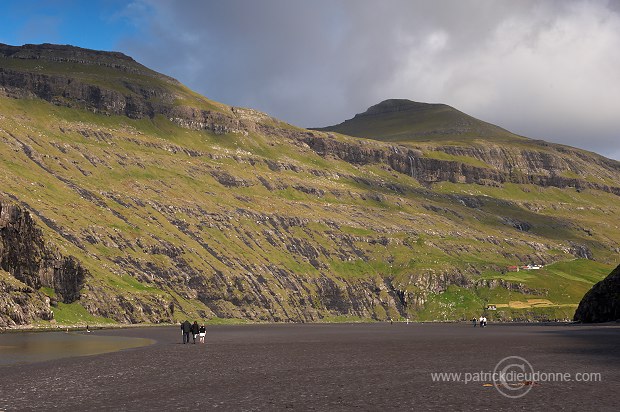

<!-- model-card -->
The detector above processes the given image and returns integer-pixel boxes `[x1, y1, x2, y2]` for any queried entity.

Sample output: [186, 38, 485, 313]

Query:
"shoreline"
[0, 322, 176, 334]
[3, 318, 618, 334]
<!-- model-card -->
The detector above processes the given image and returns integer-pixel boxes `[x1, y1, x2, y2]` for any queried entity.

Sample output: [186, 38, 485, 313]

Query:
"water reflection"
[0, 331, 154, 366]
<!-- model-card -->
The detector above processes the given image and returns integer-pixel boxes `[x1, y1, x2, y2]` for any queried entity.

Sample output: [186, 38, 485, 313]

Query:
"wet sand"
[0, 323, 618, 411]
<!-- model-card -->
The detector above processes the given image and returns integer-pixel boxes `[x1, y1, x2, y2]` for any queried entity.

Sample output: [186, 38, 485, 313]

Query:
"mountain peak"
[0, 43, 240, 128]
[314, 98, 517, 143]
[356, 99, 445, 117]
[0, 42, 138, 67]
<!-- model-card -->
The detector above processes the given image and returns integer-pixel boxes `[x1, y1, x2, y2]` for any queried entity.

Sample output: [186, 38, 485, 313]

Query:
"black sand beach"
[1, 323, 618, 411]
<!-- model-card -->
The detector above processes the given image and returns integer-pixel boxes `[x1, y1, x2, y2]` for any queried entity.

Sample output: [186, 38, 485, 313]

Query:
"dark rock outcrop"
[0, 201, 88, 307]
[574, 264, 620, 323]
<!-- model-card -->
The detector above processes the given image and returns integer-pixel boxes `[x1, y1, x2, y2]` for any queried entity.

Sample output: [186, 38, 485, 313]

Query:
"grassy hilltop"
[1, 44, 619, 327]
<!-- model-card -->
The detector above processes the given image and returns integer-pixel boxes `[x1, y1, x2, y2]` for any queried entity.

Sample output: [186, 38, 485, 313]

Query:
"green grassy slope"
[2, 95, 617, 323]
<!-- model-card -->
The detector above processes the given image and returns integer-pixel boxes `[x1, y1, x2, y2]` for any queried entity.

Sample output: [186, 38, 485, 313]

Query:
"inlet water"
[0, 331, 154, 366]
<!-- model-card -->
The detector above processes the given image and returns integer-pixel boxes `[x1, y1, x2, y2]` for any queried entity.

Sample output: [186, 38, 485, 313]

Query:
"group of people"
[180, 320, 207, 344]
[472, 316, 487, 327]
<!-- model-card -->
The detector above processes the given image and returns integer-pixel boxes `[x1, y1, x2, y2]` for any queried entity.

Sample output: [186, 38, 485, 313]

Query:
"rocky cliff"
[297, 133, 620, 196]
[574, 264, 620, 323]
[0, 201, 91, 326]
[0, 202, 88, 303]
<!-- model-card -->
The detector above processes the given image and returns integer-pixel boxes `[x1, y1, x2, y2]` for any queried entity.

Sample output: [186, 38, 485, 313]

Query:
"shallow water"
[0, 331, 154, 366]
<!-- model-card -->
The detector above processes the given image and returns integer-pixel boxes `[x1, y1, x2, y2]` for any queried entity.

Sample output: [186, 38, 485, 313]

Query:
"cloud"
[118, 0, 620, 160]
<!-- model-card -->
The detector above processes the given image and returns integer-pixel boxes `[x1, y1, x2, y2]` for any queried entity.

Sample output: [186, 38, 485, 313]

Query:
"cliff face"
[0, 44, 618, 326]
[0, 43, 250, 135]
[0, 202, 87, 305]
[297, 133, 620, 196]
[0, 202, 91, 326]
[574, 265, 620, 323]
[0, 202, 427, 324]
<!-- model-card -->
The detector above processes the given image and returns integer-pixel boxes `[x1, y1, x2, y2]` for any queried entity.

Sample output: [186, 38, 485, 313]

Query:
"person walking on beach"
[181, 320, 192, 344]
[199, 324, 206, 344]
[191, 321, 200, 344]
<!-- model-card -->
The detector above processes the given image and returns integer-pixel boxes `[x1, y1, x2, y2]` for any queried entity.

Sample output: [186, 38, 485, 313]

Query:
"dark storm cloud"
[118, 0, 620, 160]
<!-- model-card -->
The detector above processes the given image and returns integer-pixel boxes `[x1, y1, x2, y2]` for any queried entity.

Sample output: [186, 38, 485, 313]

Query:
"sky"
[1, 0, 619, 160]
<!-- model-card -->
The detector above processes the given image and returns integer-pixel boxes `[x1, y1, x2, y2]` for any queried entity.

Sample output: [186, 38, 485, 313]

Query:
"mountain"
[1, 44, 619, 327]
[313, 98, 520, 142]
[574, 264, 620, 323]
[314, 98, 620, 195]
